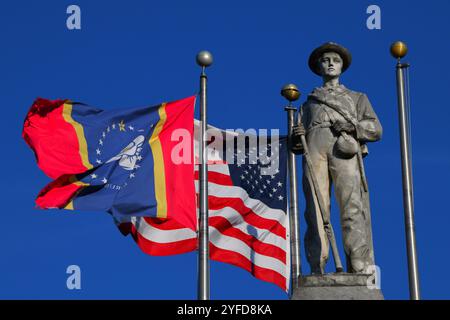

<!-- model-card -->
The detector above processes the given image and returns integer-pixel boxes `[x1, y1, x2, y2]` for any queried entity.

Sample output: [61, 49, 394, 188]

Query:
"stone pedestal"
[291, 273, 384, 300]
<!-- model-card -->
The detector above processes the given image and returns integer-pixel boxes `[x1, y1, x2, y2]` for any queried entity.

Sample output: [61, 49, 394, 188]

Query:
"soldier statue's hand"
[292, 123, 306, 137]
[332, 121, 355, 134]
[290, 123, 305, 154]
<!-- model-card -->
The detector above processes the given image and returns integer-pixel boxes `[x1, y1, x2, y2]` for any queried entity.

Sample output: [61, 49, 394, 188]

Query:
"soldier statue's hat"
[308, 42, 352, 76]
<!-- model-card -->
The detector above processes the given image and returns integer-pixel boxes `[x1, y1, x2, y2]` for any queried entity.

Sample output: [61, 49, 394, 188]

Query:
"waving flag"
[23, 96, 197, 230]
[120, 124, 290, 292]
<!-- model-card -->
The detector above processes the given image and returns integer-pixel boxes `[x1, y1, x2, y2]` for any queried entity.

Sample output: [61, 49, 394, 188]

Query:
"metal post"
[286, 106, 302, 287]
[281, 84, 302, 288]
[196, 51, 213, 300]
[391, 41, 420, 300]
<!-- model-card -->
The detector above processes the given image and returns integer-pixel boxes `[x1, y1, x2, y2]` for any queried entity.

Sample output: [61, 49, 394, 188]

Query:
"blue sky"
[1, 0, 449, 299]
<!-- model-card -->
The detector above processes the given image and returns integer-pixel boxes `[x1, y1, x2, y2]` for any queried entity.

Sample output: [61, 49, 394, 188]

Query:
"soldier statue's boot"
[350, 258, 366, 273]
[348, 245, 372, 273]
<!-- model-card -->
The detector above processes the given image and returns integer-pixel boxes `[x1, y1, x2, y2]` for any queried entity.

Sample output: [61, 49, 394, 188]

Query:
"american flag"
[119, 123, 290, 292]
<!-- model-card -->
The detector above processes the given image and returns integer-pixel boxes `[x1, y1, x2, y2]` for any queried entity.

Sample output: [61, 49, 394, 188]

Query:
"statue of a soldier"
[291, 42, 382, 274]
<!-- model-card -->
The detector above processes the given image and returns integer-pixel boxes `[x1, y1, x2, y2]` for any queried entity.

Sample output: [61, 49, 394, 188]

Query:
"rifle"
[296, 114, 344, 273]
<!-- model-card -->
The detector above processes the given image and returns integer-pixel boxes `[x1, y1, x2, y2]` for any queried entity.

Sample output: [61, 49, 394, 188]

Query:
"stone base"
[291, 273, 384, 300]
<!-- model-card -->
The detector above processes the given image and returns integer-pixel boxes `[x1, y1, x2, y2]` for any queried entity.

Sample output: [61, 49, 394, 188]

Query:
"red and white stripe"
[120, 162, 290, 292]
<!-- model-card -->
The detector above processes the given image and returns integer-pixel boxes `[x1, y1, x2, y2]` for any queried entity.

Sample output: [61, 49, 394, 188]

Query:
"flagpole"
[196, 50, 213, 300]
[391, 41, 421, 300]
[281, 84, 302, 289]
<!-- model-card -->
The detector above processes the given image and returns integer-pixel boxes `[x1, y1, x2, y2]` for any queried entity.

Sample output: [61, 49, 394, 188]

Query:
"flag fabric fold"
[23, 96, 197, 231]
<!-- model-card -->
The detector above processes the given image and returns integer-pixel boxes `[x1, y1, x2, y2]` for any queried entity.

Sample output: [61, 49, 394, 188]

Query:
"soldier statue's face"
[318, 52, 343, 78]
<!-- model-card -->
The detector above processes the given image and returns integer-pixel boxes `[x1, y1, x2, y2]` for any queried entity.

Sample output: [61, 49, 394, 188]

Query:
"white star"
[134, 164, 140, 169]
[90, 174, 97, 179]
[107, 127, 110, 132]
[112, 123, 116, 129]
[259, 189, 263, 193]
[263, 185, 267, 189]
[102, 177, 108, 184]
[96, 159, 102, 164]
[277, 182, 283, 187]
[240, 175, 245, 179]
[266, 180, 271, 184]
[272, 188, 277, 193]
[237, 163, 242, 167]
[278, 195, 284, 201]
[128, 125, 134, 131]
[96, 148, 101, 155]
[269, 193, 273, 198]
[102, 132, 106, 138]
[137, 155, 143, 161]
[129, 173, 135, 178]
[99, 139, 103, 146]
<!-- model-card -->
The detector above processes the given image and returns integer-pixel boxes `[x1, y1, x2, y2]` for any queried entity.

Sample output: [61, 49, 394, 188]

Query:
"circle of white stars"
[89, 120, 151, 189]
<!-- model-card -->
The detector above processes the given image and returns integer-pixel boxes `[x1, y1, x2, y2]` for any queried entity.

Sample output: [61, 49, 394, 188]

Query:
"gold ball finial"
[390, 41, 408, 59]
[281, 84, 301, 102]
